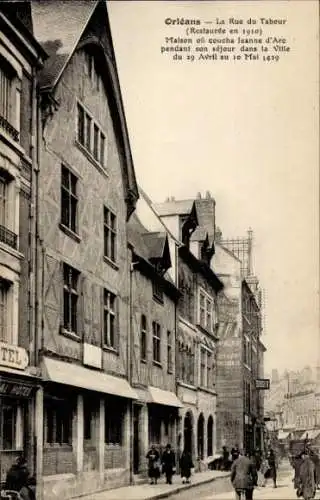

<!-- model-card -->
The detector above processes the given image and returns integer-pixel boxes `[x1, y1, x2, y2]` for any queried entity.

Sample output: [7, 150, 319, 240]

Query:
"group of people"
[2, 455, 36, 500]
[229, 446, 278, 500]
[292, 447, 320, 500]
[146, 444, 194, 485]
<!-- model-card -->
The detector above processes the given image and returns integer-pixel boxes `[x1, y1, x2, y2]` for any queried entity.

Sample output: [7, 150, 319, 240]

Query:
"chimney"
[197, 192, 201, 199]
[165, 196, 170, 202]
[171, 196, 175, 201]
[206, 191, 211, 199]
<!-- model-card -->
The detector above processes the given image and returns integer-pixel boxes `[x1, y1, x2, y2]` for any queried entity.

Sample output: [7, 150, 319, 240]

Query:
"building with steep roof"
[0, 0, 47, 485]
[29, 0, 139, 497]
[153, 193, 223, 471]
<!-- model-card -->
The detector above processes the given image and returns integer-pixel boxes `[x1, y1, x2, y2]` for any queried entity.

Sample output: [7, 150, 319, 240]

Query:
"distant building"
[153, 193, 223, 469]
[213, 231, 266, 454]
[127, 191, 182, 476]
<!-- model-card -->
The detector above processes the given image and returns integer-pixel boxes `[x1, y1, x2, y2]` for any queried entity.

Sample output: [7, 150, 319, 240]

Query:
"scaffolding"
[220, 228, 253, 278]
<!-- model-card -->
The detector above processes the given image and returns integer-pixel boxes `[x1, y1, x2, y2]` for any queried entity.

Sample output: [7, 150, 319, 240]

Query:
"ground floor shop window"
[0, 401, 23, 451]
[105, 397, 124, 445]
[43, 392, 74, 476]
[45, 397, 72, 445]
[104, 397, 126, 470]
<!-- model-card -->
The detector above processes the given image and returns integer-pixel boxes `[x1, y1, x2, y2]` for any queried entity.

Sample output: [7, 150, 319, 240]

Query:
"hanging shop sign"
[0, 342, 29, 371]
[255, 378, 270, 390]
[0, 380, 33, 397]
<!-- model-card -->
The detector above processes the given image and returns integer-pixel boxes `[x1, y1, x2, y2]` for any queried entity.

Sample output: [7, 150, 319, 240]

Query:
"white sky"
[108, 1, 319, 373]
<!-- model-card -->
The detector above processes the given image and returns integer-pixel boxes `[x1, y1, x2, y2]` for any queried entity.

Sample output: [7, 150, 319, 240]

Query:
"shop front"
[40, 356, 138, 500]
[0, 342, 39, 488]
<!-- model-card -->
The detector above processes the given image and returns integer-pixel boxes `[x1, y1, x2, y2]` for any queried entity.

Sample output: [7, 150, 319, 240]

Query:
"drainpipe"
[128, 249, 135, 483]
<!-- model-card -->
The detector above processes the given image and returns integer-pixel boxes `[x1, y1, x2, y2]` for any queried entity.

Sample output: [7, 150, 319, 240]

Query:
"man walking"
[230, 450, 258, 500]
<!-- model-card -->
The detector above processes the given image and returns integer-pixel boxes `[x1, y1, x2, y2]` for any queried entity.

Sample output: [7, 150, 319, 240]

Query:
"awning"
[148, 386, 184, 408]
[301, 429, 320, 441]
[278, 430, 290, 440]
[42, 357, 138, 400]
[135, 385, 183, 408]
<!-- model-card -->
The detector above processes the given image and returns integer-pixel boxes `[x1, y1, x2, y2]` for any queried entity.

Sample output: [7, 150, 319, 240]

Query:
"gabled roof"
[31, 0, 97, 88]
[153, 199, 194, 217]
[143, 232, 169, 263]
[31, 0, 139, 220]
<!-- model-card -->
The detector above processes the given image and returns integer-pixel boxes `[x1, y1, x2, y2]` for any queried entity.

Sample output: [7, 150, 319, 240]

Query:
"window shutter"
[42, 253, 63, 351]
[82, 275, 92, 344]
[91, 283, 100, 346]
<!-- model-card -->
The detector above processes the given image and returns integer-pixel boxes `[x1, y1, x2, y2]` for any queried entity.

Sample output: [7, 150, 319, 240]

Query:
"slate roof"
[31, 0, 97, 88]
[142, 232, 167, 261]
[153, 200, 194, 217]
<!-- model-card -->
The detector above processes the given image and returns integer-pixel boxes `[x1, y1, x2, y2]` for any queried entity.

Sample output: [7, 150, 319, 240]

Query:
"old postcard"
[0, 1, 318, 499]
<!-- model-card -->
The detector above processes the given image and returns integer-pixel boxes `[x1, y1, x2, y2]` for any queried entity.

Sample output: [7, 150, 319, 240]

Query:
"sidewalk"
[74, 470, 229, 500]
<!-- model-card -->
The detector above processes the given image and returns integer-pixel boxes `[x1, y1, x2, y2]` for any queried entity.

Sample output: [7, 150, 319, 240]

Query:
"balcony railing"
[0, 225, 17, 249]
[0, 114, 19, 142]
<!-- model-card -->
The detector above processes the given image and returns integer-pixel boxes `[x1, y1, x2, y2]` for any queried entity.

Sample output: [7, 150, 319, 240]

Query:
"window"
[0, 177, 7, 227]
[152, 321, 161, 364]
[140, 315, 147, 361]
[77, 102, 106, 167]
[0, 63, 13, 123]
[243, 336, 251, 368]
[63, 264, 79, 334]
[105, 398, 124, 445]
[1, 405, 15, 450]
[167, 330, 173, 373]
[61, 165, 78, 233]
[207, 352, 212, 388]
[177, 343, 194, 385]
[152, 278, 163, 303]
[0, 279, 8, 342]
[200, 348, 206, 387]
[45, 398, 72, 445]
[104, 207, 117, 263]
[84, 403, 93, 441]
[104, 289, 117, 349]
[198, 289, 216, 332]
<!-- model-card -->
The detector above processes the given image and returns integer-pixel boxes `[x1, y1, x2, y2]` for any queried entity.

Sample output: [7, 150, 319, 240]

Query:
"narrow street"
[169, 463, 303, 500]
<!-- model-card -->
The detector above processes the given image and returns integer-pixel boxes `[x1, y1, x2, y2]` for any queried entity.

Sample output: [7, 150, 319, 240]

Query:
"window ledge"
[178, 380, 196, 391]
[103, 255, 119, 270]
[167, 369, 173, 375]
[75, 140, 108, 178]
[59, 223, 81, 243]
[103, 345, 119, 355]
[140, 358, 147, 364]
[60, 328, 81, 342]
[0, 128, 24, 157]
[0, 241, 23, 260]
[153, 295, 164, 305]
[153, 361, 162, 368]
[198, 386, 217, 396]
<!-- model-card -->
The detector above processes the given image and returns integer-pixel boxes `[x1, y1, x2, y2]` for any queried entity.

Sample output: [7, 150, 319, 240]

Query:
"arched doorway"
[207, 415, 213, 456]
[197, 413, 204, 459]
[184, 411, 193, 454]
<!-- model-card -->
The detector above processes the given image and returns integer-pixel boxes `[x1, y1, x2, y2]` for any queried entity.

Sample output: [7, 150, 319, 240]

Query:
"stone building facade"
[153, 196, 223, 470]
[0, 1, 46, 484]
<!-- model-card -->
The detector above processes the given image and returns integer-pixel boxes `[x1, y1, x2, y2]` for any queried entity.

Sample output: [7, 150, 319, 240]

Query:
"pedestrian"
[297, 450, 316, 500]
[19, 476, 36, 500]
[5, 455, 30, 492]
[146, 445, 161, 485]
[266, 447, 277, 488]
[179, 448, 194, 484]
[162, 443, 176, 485]
[253, 448, 262, 472]
[231, 444, 240, 462]
[222, 446, 230, 471]
[309, 449, 320, 489]
[258, 455, 269, 487]
[230, 450, 258, 500]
